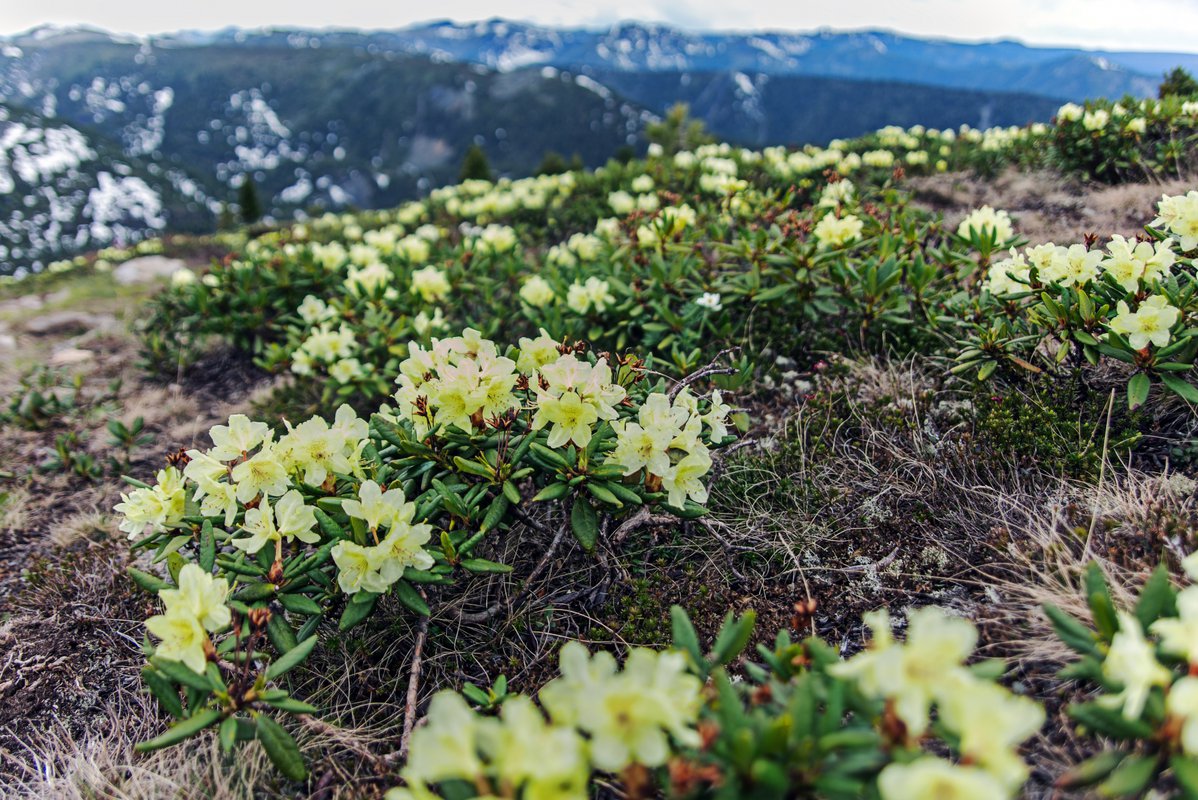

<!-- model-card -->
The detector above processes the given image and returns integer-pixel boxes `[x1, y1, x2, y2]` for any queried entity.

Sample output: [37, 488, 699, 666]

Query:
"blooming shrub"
[954, 192, 1198, 411]
[1047, 558, 1198, 796]
[117, 331, 735, 776]
[143, 163, 965, 411]
[1051, 96, 1198, 183]
[387, 604, 1042, 800]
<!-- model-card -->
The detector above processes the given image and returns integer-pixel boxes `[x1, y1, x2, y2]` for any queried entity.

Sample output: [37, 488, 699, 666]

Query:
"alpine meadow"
[7, 9, 1198, 800]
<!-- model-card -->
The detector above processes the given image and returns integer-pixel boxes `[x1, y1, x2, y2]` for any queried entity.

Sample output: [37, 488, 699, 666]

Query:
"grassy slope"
[0, 170, 1190, 798]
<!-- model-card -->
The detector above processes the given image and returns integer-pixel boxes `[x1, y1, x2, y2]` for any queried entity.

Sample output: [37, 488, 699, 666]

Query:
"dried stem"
[458, 511, 571, 624]
[668, 347, 740, 400]
[398, 616, 429, 760]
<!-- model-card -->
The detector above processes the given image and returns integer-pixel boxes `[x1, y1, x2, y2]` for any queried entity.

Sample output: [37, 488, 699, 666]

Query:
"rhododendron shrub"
[954, 192, 1198, 410]
[1048, 557, 1198, 796]
[118, 331, 734, 776]
[386, 605, 1042, 800]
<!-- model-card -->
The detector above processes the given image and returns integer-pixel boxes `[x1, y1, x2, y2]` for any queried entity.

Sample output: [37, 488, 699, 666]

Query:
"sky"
[3, 0, 1198, 54]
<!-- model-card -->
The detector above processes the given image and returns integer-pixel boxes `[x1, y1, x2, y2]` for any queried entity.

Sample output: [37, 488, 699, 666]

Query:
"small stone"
[113, 256, 188, 285]
[0, 334, 15, 351]
[49, 347, 95, 366]
[24, 311, 114, 336]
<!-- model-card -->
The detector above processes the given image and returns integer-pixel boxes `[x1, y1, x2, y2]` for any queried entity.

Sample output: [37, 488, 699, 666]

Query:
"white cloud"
[2, 0, 1197, 53]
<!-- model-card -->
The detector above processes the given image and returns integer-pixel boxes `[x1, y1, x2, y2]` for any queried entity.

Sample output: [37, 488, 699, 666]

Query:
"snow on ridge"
[85, 171, 165, 241]
[494, 45, 551, 72]
[0, 121, 96, 194]
[574, 74, 612, 100]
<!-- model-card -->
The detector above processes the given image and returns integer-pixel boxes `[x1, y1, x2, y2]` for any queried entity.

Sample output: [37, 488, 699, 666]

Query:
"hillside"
[136, 21, 1180, 98]
[590, 69, 1063, 145]
[0, 103, 209, 269]
[9, 20, 1195, 273]
[0, 34, 647, 271]
[3, 85, 1198, 799]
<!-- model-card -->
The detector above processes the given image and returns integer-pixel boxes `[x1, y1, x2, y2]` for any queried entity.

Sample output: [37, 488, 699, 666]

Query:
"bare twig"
[610, 506, 677, 546]
[297, 714, 388, 769]
[668, 347, 740, 400]
[398, 616, 429, 760]
[458, 515, 571, 624]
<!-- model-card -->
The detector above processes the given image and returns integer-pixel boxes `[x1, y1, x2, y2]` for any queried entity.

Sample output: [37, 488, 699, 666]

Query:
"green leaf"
[710, 610, 756, 666]
[278, 593, 324, 616]
[166, 552, 186, 585]
[570, 497, 599, 551]
[479, 494, 510, 533]
[1069, 701, 1155, 741]
[153, 535, 192, 564]
[266, 635, 318, 681]
[394, 581, 431, 616]
[338, 593, 377, 631]
[459, 558, 514, 574]
[255, 715, 308, 781]
[1172, 755, 1198, 798]
[1057, 750, 1126, 789]
[267, 612, 299, 654]
[219, 716, 238, 754]
[262, 696, 320, 714]
[127, 566, 170, 594]
[670, 606, 703, 669]
[585, 481, 622, 508]
[1127, 372, 1151, 410]
[1085, 563, 1118, 641]
[1160, 371, 1198, 403]
[142, 666, 185, 719]
[453, 456, 494, 478]
[967, 658, 1008, 681]
[531, 481, 570, 502]
[1135, 562, 1177, 629]
[199, 520, 216, 573]
[232, 582, 278, 602]
[1043, 604, 1099, 656]
[529, 443, 570, 469]
[461, 683, 489, 705]
[134, 708, 222, 752]
[151, 657, 214, 691]
[1098, 754, 1159, 797]
[313, 508, 346, 540]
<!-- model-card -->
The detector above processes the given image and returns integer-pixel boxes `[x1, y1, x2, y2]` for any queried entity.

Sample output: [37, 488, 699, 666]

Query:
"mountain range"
[2, 20, 1194, 272]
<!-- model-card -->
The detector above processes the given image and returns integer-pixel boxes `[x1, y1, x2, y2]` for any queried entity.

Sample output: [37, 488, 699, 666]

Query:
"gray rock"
[113, 256, 188, 285]
[49, 347, 95, 366]
[0, 295, 44, 315]
[24, 311, 115, 336]
[0, 334, 15, 351]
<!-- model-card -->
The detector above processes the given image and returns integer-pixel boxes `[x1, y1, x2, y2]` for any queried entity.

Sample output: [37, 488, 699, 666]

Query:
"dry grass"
[909, 168, 1194, 244]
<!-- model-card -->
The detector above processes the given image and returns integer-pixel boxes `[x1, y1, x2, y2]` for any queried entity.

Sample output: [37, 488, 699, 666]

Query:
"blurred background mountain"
[3, 19, 1195, 270]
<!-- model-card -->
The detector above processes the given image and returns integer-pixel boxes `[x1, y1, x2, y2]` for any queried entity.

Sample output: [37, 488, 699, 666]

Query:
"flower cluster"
[331, 481, 435, 594]
[390, 643, 702, 800]
[115, 466, 186, 538]
[1152, 189, 1198, 251]
[145, 564, 230, 673]
[813, 213, 864, 249]
[393, 330, 519, 437]
[957, 205, 1015, 245]
[176, 408, 370, 539]
[608, 389, 729, 509]
[118, 329, 737, 778]
[388, 603, 1038, 800]
[833, 607, 1044, 795]
[959, 192, 1198, 410]
[1047, 557, 1198, 795]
